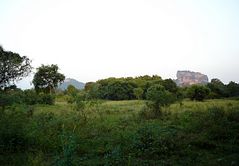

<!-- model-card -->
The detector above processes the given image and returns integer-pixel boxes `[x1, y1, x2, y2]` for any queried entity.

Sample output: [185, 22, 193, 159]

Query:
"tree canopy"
[0, 46, 32, 90]
[33, 64, 65, 94]
[187, 85, 210, 101]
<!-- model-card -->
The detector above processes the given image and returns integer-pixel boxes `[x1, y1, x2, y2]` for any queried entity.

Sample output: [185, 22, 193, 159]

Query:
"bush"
[22, 89, 39, 105]
[38, 93, 55, 105]
[187, 85, 210, 101]
[132, 125, 179, 159]
[133, 87, 144, 100]
[146, 84, 176, 114]
[0, 109, 29, 152]
[0, 91, 23, 110]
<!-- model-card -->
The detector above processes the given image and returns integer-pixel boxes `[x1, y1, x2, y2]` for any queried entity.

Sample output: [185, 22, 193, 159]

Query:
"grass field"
[1, 99, 239, 165]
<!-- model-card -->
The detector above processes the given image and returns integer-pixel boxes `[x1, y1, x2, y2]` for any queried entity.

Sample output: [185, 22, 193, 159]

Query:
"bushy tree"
[133, 87, 144, 100]
[33, 64, 65, 94]
[187, 85, 210, 101]
[97, 80, 136, 100]
[146, 84, 175, 112]
[106, 81, 136, 100]
[85, 83, 100, 99]
[0, 46, 32, 90]
[227, 81, 239, 97]
[65, 85, 78, 104]
[161, 79, 178, 93]
[66, 85, 77, 95]
[207, 78, 228, 98]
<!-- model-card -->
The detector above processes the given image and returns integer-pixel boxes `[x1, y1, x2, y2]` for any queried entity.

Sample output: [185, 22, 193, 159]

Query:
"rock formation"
[176, 70, 208, 87]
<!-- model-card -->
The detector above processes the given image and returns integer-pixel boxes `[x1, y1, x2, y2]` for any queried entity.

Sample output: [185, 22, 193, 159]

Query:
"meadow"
[1, 98, 239, 166]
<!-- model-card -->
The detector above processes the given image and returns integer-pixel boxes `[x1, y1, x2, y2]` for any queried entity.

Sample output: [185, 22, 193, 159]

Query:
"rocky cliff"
[176, 70, 208, 87]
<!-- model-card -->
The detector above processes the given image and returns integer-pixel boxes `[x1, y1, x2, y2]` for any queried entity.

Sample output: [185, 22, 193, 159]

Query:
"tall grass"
[0, 99, 239, 165]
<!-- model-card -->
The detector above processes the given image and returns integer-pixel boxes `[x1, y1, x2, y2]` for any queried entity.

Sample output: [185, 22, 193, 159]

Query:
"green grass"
[1, 99, 239, 165]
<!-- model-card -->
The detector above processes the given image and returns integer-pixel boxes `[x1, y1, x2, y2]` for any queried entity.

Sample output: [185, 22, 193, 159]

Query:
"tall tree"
[227, 81, 239, 97]
[33, 64, 65, 94]
[0, 46, 32, 90]
[207, 78, 228, 98]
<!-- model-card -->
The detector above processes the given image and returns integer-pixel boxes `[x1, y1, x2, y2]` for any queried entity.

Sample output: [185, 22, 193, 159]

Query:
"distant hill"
[58, 78, 85, 90]
[175, 70, 208, 87]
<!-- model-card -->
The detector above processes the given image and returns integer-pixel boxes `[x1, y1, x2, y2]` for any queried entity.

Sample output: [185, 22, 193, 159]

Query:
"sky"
[0, 0, 239, 89]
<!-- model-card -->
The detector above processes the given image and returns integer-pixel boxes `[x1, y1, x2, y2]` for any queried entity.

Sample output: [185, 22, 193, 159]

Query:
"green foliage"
[22, 89, 39, 105]
[85, 82, 100, 99]
[1, 99, 239, 165]
[161, 78, 178, 93]
[99, 80, 136, 100]
[65, 85, 78, 104]
[87, 75, 163, 100]
[0, 109, 29, 153]
[207, 78, 228, 98]
[38, 93, 55, 105]
[132, 125, 179, 160]
[21, 90, 55, 105]
[0, 90, 23, 110]
[0, 46, 32, 90]
[187, 85, 210, 101]
[227, 81, 239, 97]
[66, 85, 78, 96]
[55, 126, 77, 166]
[33, 64, 65, 94]
[133, 87, 144, 100]
[146, 84, 176, 112]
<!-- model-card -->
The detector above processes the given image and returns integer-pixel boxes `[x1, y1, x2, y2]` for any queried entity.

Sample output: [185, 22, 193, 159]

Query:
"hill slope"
[58, 78, 85, 90]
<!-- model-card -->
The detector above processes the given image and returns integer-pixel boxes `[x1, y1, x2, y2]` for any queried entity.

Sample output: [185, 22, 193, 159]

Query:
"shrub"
[146, 84, 175, 114]
[38, 93, 55, 105]
[0, 91, 23, 110]
[0, 109, 29, 152]
[133, 125, 179, 159]
[187, 85, 210, 101]
[22, 89, 39, 105]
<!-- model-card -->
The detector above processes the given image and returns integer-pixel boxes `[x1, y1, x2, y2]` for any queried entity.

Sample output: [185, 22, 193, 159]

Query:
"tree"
[161, 79, 178, 93]
[33, 64, 65, 94]
[85, 82, 100, 99]
[227, 81, 239, 97]
[66, 85, 78, 104]
[146, 84, 175, 113]
[66, 85, 78, 95]
[187, 85, 210, 101]
[207, 78, 228, 98]
[133, 87, 144, 100]
[0, 46, 32, 90]
[104, 81, 136, 100]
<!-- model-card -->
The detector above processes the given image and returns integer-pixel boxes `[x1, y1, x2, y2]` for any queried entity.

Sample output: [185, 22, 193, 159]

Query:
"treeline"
[83, 76, 239, 101]
[1, 45, 239, 109]
[84, 76, 179, 100]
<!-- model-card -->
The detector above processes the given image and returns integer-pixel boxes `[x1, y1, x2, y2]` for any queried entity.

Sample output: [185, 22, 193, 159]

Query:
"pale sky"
[0, 0, 239, 89]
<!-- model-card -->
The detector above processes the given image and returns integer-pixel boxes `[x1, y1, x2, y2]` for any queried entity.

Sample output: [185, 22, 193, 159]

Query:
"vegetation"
[187, 85, 210, 101]
[146, 84, 175, 114]
[1, 46, 239, 165]
[0, 46, 32, 90]
[33, 64, 65, 94]
[1, 99, 239, 165]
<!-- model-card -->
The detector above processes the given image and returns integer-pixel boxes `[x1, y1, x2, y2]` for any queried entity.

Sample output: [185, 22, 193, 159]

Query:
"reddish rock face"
[176, 71, 208, 87]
